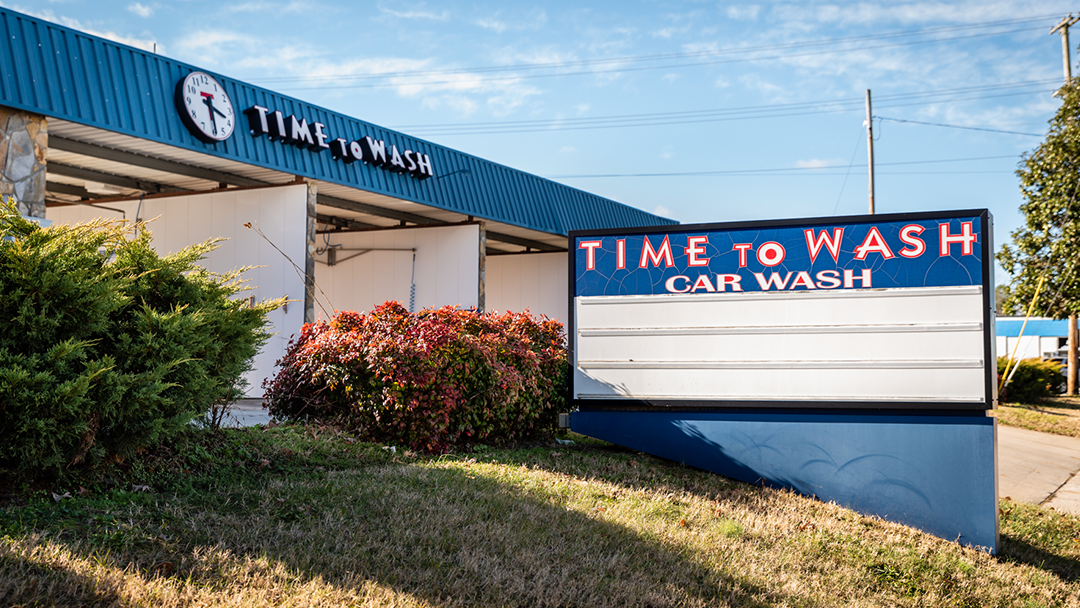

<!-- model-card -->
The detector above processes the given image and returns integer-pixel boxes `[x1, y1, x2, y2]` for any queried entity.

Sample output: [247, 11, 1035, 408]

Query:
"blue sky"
[8, 1, 1076, 283]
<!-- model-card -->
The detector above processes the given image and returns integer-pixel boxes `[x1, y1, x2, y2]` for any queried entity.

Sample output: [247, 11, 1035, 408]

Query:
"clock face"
[174, 72, 236, 143]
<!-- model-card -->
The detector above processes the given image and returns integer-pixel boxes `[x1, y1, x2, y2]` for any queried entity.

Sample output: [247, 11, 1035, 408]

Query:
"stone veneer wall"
[0, 106, 47, 218]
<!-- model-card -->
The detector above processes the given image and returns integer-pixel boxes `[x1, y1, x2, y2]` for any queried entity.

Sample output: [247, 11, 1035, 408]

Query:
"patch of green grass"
[0, 426, 1078, 606]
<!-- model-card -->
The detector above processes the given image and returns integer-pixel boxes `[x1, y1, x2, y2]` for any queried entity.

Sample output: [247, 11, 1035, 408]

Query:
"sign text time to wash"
[575, 216, 983, 297]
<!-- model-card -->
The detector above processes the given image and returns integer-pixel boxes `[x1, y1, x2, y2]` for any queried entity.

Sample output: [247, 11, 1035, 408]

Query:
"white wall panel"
[313, 224, 479, 315]
[486, 252, 568, 321]
[998, 336, 1042, 360]
[48, 184, 308, 397]
[573, 286, 987, 403]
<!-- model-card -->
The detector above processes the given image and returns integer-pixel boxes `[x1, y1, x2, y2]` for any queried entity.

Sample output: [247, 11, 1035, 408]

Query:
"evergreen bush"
[264, 302, 567, 452]
[0, 199, 278, 478]
[998, 357, 1065, 403]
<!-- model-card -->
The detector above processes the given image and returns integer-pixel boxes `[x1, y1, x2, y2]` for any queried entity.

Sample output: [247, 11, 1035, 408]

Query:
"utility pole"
[865, 89, 875, 215]
[1051, 15, 1080, 395]
[1051, 15, 1080, 82]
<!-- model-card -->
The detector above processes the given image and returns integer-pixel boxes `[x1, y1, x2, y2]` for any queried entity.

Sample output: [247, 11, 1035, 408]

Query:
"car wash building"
[0, 7, 672, 395]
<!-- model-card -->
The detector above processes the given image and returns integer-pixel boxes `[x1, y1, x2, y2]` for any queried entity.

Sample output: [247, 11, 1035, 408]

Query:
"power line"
[397, 82, 1056, 136]
[876, 116, 1042, 136]
[546, 154, 1017, 179]
[250, 15, 1059, 87]
[399, 79, 1054, 130]
[272, 24, 1049, 92]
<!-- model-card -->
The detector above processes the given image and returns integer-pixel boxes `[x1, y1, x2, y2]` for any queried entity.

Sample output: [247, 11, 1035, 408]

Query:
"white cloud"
[775, 0, 1067, 26]
[653, 26, 689, 39]
[478, 10, 548, 33]
[127, 2, 152, 18]
[795, 159, 842, 169]
[574, 103, 590, 114]
[559, 146, 576, 153]
[662, 73, 680, 83]
[727, 5, 760, 20]
[714, 76, 730, 88]
[477, 18, 507, 32]
[660, 146, 674, 160]
[653, 205, 673, 218]
[739, 74, 785, 99]
[379, 6, 449, 21]
[422, 95, 479, 115]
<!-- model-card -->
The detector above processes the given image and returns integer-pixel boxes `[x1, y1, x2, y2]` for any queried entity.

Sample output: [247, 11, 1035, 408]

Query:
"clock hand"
[201, 93, 218, 122]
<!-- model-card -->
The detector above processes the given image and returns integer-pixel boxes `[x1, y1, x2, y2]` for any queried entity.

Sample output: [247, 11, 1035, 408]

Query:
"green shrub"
[0, 199, 279, 479]
[998, 357, 1065, 403]
[264, 302, 567, 452]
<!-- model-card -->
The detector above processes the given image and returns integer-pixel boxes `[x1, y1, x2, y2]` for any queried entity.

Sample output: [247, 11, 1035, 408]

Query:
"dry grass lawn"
[1, 425, 1078, 607]
[996, 396, 1080, 439]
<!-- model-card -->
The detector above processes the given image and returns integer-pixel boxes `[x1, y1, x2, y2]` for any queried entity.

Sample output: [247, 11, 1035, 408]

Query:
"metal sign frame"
[568, 209, 995, 411]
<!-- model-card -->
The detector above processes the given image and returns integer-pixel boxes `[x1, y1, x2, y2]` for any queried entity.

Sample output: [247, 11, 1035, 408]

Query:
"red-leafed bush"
[263, 302, 567, 452]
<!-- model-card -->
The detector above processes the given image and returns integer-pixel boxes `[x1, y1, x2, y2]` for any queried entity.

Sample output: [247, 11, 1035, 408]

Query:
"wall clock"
[175, 71, 236, 143]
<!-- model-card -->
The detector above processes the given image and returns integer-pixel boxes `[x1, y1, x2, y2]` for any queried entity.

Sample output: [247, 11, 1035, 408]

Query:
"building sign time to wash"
[568, 209, 1000, 552]
[175, 71, 434, 179]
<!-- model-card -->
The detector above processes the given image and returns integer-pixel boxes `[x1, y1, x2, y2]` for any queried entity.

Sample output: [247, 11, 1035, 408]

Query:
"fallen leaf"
[259, 459, 271, 468]
[52, 492, 72, 502]
[132, 485, 151, 493]
[152, 562, 175, 576]
[679, 519, 688, 527]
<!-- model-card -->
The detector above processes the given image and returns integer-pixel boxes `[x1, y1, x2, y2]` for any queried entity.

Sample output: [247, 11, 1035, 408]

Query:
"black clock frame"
[174, 72, 233, 144]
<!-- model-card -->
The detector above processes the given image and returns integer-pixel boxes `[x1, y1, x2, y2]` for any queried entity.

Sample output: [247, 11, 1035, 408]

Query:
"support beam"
[314, 213, 378, 230]
[305, 182, 318, 325]
[50, 138, 566, 252]
[45, 181, 98, 199]
[477, 222, 487, 312]
[316, 193, 437, 225]
[485, 230, 563, 252]
[50, 137, 266, 187]
[48, 162, 188, 194]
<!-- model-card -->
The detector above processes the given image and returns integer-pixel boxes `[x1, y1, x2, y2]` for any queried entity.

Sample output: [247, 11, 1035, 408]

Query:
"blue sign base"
[571, 410, 998, 553]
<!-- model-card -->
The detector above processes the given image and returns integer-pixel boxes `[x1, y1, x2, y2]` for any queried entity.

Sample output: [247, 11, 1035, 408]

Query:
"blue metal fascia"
[0, 7, 677, 236]
[572, 410, 999, 553]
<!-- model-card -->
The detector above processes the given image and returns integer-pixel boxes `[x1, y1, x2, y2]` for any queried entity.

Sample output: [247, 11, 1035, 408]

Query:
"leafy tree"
[997, 80, 1080, 319]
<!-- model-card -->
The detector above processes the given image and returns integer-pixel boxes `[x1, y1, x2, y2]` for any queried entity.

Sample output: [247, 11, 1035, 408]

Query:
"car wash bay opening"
[0, 7, 671, 395]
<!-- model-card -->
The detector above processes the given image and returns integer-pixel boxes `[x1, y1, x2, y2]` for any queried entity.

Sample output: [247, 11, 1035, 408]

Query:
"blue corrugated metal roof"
[0, 7, 676, 236]
[996, 318, 1068, 337]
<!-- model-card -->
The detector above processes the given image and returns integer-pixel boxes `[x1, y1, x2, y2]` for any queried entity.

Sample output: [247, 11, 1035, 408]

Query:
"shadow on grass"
[0, 537, 127, 606]
[1, 458, 816, 607]
[1000, 535, 1080, 583]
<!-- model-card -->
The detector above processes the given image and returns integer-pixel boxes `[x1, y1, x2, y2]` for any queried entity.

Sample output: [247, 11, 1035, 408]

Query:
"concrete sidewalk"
[999, 424, 1080, 514]
[222, 399, 273, 428]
